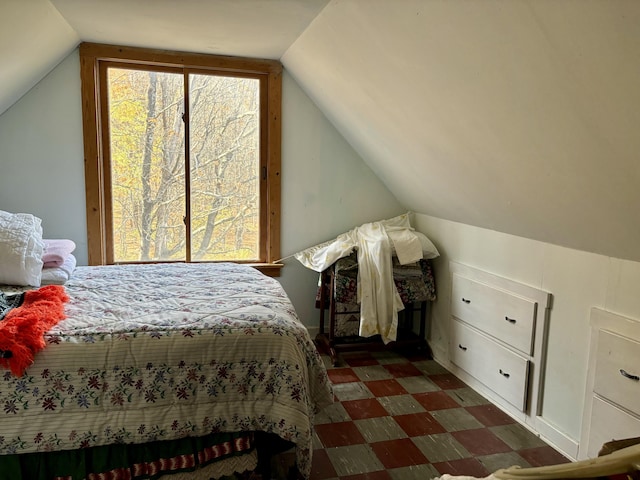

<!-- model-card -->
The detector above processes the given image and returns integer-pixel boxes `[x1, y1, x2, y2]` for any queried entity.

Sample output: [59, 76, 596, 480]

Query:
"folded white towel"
[41, 254, 77, 285]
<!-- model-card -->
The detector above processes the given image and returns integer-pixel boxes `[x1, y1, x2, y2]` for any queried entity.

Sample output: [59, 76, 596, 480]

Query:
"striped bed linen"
[0, 262, 333, 479]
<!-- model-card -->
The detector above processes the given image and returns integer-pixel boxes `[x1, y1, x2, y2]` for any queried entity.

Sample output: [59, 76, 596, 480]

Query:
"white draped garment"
[293, 213, 424, 344]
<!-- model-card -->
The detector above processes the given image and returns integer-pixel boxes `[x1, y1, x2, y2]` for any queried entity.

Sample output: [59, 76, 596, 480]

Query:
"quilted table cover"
[0, 262, 333, 478]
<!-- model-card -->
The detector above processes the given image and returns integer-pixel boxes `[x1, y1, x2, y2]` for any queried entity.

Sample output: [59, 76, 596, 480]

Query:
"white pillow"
[382, 213, 440, 260]
[415, 231, 440, 259]
[390, 231, 439, 260]
[0, 210, 44, 286]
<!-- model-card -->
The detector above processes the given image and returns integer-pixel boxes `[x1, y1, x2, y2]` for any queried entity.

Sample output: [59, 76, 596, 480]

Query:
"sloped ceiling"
[0, 0, 329, 116]
[0, 0, 78, 115]
[283, 0, 640, 262]
[49, 0, 330, 59]
[2, 0, 639, 262]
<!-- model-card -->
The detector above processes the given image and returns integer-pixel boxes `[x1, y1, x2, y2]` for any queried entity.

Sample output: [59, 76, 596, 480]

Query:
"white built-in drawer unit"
[451, 273, 537, 355]
[580, 308, 640, 459]
[587, 397, 640, 458]
[450, 318, 529, 410]
[593, 330, 640, 414]
[448, 263, 551, 420]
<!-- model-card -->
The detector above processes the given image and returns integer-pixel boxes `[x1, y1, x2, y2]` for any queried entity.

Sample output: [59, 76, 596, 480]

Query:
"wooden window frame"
[79, 43, 282, 276]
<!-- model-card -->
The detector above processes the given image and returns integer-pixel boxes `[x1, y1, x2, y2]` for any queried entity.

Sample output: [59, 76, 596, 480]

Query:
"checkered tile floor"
[300, 349, 569, 480]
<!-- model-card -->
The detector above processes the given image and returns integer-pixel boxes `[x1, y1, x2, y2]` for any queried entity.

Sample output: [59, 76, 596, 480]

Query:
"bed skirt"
[0, 431, 256, 480]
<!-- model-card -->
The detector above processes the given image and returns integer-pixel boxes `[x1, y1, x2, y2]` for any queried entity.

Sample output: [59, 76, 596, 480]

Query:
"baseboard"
[534, 416, 580, 460]
[429, 351, 580, 461]
[306, 325, 319, 339]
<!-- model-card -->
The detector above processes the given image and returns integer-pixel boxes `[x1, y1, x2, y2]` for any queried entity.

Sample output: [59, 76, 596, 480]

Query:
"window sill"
[249, 263, 284, 277]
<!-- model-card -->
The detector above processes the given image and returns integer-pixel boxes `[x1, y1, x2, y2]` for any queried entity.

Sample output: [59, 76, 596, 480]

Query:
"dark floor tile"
[394, 412, 447, 437]
[413, 390, 460, 410]
[432, 457, 491, 477]
[364, 379, 408, 397]
[315, 421, 366, 448]
[401, 351, 432, 363]
[342, 351, 380, 367]
[309, 448, 338, 480]
[518, 446, 570, 467]
[452, 428, 512, 456]
[383, 362, 423, 378]
[340, 470, 393, 480]
[370, 438, 429, 469]
[466, 404, 516, 427]
[328, 367, 360, 384]
[429, 373, 468, 390]
[342, 398, 389, 420]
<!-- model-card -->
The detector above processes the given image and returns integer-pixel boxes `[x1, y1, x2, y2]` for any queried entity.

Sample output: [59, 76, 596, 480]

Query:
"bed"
[0, 262, 333, 479]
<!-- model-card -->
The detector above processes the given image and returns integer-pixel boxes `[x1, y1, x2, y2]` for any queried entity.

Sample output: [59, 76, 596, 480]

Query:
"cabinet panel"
[451, 273, 536, 355]
[586, 396, 640, 458]
[450, 319, 529, 411]
[593, 330, 640, 414]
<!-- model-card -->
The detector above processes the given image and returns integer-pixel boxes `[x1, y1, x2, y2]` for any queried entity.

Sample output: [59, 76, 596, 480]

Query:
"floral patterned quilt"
[0, 263, 333, 479]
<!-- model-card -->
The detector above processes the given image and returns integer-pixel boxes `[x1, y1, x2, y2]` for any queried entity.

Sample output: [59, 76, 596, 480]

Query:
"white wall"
[279, 72, 404, 327]
[0, 51, 87, 261]
[415, 213, 640, 458]
[0, 48, 404, 329]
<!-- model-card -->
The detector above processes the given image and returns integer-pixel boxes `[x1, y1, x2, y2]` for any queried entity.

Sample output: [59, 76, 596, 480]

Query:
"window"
[80, 43, 282, 275]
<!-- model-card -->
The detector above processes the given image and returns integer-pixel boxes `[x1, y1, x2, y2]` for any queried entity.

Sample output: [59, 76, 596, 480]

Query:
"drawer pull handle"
[458, 344, 468, 351]
[620, 369, 640, 381]
[461, 298, 471, 304]
[505, 316, 516, 324]
[499, 369, 510, 378]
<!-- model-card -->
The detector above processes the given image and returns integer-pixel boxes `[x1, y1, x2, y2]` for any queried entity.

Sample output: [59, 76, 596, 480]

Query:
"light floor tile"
[353, 365, 395, 381]
[490, 424, 548, 450]
[312, 430, 324, 450]
[446, 387, 490, 407]
[354, 416, 408, 443]
[413, 359, 450, 375]
[332, 381, 374, 401]
[412, 432, 471, 463]
[326, 444, 385, 476]
[388, 463, 440, 480]
[314, 401, 352, 424]
[478, 451, 532, 472]
[396, 375, 440, 394]
[378, 394, 426, 416]
[430, 407, 485, 432]
[371, 351, 410, 364]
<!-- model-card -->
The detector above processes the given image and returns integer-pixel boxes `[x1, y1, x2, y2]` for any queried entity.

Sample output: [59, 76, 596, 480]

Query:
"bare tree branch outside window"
[107, 67, 260, 262]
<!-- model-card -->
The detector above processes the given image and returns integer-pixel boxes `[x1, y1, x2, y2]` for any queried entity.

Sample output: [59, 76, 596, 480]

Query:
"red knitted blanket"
[0, 285, 69, 377]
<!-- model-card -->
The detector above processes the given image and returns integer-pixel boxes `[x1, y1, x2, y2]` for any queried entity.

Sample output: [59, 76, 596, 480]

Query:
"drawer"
[450, 319, 529, 411]
[451, 274, 536, 355]
[593, 330, 640, 414]
[586, 395, 640, 458]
